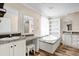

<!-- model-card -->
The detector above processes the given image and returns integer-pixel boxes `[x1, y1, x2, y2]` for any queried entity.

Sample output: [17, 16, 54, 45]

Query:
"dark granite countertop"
[0, 33, 56, 45]
[0, 36, 39, 45]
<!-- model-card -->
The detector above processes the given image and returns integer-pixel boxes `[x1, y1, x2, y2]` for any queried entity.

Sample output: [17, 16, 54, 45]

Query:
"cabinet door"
[13, 40, 26, 56]
[62, 34, 66, 44]
[72, 34, 79, 48]
[9, 43, 14, 56]
[62, 33, 68, 45]
[66, 34, 72, 46]
[0, 43, 11, 56]
[77, 41, 79, 49]
[77, 35, 79, 49]
[62, 33, 72, 46]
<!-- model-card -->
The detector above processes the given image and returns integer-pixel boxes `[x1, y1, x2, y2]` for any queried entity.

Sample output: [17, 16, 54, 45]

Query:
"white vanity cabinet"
[13, 40, 26, 56]
[72, 34, 79, 49]
[62, 33, 72, 46]
[0, 43, 12, 56]
[62, 32, 79, 49]
[0, 40, 26, 56]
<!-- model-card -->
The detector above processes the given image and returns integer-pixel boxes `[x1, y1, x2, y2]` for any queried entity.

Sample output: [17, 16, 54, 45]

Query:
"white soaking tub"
[39, 35, 61, 54]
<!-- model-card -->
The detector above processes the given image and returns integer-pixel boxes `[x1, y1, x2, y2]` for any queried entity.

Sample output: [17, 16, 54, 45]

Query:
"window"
[49, 18, 60, 37]
[40, 16, 49, 36]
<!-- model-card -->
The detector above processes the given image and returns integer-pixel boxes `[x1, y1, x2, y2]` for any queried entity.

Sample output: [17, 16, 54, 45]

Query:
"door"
[13, 40, 26, 56]
[0, 43, 11, 56]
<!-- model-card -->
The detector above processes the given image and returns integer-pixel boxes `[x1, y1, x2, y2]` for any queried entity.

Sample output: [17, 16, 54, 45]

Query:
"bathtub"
[39, 35, 61, 54]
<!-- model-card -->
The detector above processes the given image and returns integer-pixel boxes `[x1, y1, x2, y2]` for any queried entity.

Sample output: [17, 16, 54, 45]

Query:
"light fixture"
[0, 3, 7, 17]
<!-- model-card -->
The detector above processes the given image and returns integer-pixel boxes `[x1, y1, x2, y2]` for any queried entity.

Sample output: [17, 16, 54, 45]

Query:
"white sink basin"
[0, 36, 20, 41]
[0, 38, 12, 41]
[11, 36, 20, 40]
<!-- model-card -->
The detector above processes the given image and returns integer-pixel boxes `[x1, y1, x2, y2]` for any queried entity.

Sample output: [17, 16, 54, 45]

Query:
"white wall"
[4, 3, 41, 36]
[0, 3, 41, 36]
[40, 16, 49, 36]
[61, 12, 79, 32]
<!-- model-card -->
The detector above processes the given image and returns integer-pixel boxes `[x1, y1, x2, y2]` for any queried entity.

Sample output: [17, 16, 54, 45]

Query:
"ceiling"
[24, 3, 79, 18]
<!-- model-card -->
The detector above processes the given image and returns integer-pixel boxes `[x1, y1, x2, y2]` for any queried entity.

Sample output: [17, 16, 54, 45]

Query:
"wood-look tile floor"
[54, 45, 79, 56]
[34, 45, 79, 56]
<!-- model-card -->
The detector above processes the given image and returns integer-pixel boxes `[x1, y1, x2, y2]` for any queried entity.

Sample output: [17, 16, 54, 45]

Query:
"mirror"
[23, 16, 34, 34]
[24, 16, 29, 33]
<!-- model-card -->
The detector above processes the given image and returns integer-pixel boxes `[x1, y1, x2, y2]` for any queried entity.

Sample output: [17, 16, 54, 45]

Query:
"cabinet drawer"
[72, 35, 79, 39]
[72, 37, 79, 42]
[72, 43, 78, 48]
[77, 43, 79, 49]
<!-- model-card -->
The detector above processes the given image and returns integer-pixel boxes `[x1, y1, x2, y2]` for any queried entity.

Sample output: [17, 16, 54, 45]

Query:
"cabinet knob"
[11, 46, 13, 48]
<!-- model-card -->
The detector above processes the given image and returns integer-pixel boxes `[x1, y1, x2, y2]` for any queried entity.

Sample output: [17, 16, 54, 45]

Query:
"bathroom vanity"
[0, 33, 39, 56]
